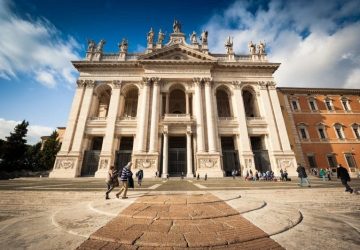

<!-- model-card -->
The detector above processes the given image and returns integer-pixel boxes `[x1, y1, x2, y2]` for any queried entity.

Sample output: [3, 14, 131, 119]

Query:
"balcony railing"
[88, 117, 107, 121]
[163, 113, 192, 123]
[117, 116, 137, 121]
[246, 116, 266, 126]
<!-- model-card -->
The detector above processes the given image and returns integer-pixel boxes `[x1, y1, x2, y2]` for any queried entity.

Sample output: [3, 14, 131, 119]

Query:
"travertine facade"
[50, 21, 297, 178]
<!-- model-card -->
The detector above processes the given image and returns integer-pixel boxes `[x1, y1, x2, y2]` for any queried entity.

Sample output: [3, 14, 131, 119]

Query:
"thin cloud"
[0, 118, 54, 145]
[203, 0, 360, 88]
[0, 0, 81, 88]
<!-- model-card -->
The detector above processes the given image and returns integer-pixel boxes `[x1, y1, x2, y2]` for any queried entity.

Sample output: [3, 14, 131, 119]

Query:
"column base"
[49, 153, 82, 178]
[94, 155, 112, 178]
[239, 152, 255, 177]
[271, 152, 298, 176]
[195, 153, 223, 177]
[132, 153, 159, 178]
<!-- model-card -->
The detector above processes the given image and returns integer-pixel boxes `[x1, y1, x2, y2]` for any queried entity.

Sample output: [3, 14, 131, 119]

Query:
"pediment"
[138, 44, 216, 61]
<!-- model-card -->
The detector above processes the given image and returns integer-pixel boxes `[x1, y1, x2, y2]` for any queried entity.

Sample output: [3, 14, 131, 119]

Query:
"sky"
[0, 0, 359, 144]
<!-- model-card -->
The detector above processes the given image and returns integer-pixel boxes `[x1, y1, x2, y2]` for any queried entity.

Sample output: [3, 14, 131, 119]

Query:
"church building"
[50, 21, 297, 178]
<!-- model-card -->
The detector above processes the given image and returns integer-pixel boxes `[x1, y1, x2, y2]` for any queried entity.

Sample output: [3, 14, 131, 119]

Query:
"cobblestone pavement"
[78, 193, 283, 249]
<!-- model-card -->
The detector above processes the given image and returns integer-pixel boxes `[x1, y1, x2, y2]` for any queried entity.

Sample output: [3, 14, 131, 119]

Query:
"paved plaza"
[0, 177, 359, 249]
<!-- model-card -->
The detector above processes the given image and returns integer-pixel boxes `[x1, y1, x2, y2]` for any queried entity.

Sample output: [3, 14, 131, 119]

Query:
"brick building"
[278, 87, 360, 177]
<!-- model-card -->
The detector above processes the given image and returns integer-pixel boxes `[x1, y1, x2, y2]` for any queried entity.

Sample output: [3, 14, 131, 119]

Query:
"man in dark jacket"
[337, 164, 353, 193]
[115, 162, 132, 199]
[296, 163, 311, 187]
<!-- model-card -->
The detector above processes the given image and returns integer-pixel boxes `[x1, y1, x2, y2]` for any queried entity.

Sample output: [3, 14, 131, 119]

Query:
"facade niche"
[216, 89, 231, 117]
[242, 89, 260, 117]
[92, 84, 112, 118]
[169, 88, 186, 114]
[122, 88, 138, 118]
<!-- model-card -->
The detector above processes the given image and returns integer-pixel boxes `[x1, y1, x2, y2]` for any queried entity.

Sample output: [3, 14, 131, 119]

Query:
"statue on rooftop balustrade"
[258, 41, 266, 54]
[119, 38, 128, 53]
[173, 20, 182, 33]
[87, 39, 95, 52]
[96, 39, 106, 52]
[157, 29, 165, 44]
[147, 28, 154, 44]
[200, 30, 208, 44]
[190, 31, 198, 44]
[248, 41, 256, 54]
[225, 36, 233, 54]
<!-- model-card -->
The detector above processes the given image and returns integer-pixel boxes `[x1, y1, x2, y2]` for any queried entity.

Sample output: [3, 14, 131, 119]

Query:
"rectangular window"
[300, 128, 307, 139]
[325, 100, 333, 111]
[318, 128, 326, 139]
[342, 100, 349, 111]
[309, 101, 317, 111]
[292, 101, 298, 111]
[345, 153, 357, 170]
[335, 127, 344, 139]
[353, 127, 360, 139]
[307, 155, 317, 168]
[326, 155, 337, 168]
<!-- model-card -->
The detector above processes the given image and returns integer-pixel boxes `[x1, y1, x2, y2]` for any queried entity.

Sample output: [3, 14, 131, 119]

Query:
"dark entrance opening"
[115, 137, 133, 172]
[250, 136, 271, 173]
[81, 137, 103, 176]
[221, 137, 240, 176]
[168, 136, 186, 176]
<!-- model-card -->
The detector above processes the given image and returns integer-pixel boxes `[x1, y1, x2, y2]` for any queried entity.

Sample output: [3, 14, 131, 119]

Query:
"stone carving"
[135, 159, 155, 169]
[55, 159, 75, 169]
[76, 80, 86, 88]
[157, 29, 165, 44]
[277, 159, 293, 170]
[199, 159, 218, 168]
[248, 41, 256, 54]
[119, 38, 128, 53]
[100, 159, 109, 169]
[96, 39, 106, 52]
[85, 80, 96, 88]
[225, 36, 233, 54]
[232, 81, 242, 89]
[147, 28, 154, 44]
[87, 39, 96, 52]
[173, 20, 182, 33]
[258, 41, 266, 54]
[200, 30, 208, 44]
[190, 31, 198, 44]
[112, 80, 122, 88]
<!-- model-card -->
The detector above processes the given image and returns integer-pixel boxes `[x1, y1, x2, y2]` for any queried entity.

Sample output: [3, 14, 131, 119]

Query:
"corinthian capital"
[85, 80, 96, 88]
[258, 81, 267, 90]
[232, 81, 242, 89]
[76, 80, 86, 88]
[193, 77, 202, 86]
[112, 80, 122, 89]
[267, 81, 276, 89]
[151, 77, 161, 85]
[142, 77, 151, 86]
[202, 77, 213, 86]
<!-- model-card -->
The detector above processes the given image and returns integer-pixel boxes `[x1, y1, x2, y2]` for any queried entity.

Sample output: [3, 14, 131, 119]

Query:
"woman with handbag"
[105, 166, 118, 200]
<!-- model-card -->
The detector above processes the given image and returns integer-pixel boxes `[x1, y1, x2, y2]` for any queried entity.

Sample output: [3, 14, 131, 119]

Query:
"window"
[299, 127, 308, 139]
[307, 155, 317, 168]
[325, 98, 333, 111]
[309, 100, 317, 111]
[291, 100, 299, 111]
[318, 128, 326, 139]
[334, 124, 345, 139]
[344, 153, 357, 171]
[326, 154, 337, 168]
[341, 98, 351, 111]
[352, 124, 360, 139]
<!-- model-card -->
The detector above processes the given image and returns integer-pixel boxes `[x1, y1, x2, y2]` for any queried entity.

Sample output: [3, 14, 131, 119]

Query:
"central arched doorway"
[168, 136, 186, 176]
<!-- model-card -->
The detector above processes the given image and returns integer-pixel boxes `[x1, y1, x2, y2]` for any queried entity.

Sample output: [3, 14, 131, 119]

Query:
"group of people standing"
[105, 162, 144, 200]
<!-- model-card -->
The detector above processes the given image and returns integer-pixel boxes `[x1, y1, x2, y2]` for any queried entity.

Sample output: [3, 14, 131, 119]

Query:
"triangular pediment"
[138, 44, 216, 61]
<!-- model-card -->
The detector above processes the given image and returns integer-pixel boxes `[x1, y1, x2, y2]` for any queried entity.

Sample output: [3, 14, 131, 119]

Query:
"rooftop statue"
[119, 38, 128, 53]
[258, 41, 266, 54]
[173, 20, 182, 33]
[248, 41, 256, 54]
[96, 39, 106, 52]
[157, 29, 165, 44]
[190, 31, 198, 44]
[147, 28, 154, 44]
[200, 30, 208, 44]
[87, 39, 96, 52]
[224, 36, 233, 54]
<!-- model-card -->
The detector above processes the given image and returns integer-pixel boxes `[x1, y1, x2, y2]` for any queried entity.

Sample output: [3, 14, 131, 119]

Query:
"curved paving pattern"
[77, 194, 285, 249]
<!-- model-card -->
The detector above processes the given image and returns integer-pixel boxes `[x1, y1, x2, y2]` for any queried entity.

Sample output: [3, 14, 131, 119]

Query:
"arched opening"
[242, 89, 260, 117]
[216, 89, 231, 117]
[123, 88, 138, 117]
[91, 84, 112, 118]
[169, 89, 186, 114]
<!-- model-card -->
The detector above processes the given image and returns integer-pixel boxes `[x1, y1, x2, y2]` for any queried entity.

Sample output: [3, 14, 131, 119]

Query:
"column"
[162, 127, 168, 178]
[193, 78, 205, 152]
[59, 80, 85, 153]
[186, 127, 193, 177]
[100, 82, 121, 156]
[259, 82, 281, 151]
[268, 84, 292, 151]
[165, 93, 169, 114]
[186, 92, 190, 115]
[118, 94, 125, 118]
[71, 81, 95, 153]
[204, 79, 217, 153]
[149, 79, 160, 153]
[136, 78, 150, 152]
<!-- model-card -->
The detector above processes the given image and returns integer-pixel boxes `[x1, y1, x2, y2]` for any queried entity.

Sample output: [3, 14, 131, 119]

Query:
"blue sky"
[0, 0, 359, 144]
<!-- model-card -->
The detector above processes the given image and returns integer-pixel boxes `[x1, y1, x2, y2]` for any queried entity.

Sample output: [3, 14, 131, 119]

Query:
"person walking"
[115, 162, 132, 199]
[337, 164, 353, 193]
[136, 169, 144, 186]
[204, 173, 207, 181]
[105, 166, 118, 200]
[296, 163, 311, 187]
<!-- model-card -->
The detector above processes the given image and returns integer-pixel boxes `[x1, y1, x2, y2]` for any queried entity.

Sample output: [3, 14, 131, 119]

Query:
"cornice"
[277, 87, 360, 95]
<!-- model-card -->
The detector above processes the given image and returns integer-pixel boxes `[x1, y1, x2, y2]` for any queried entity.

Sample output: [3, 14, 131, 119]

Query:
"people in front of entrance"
[136, 169, 144, 186]
[296, 163, 311, 187]
[197, 173, 200, 180]
[337, 164, 353, 193]
[105, 166, 118, 200]
[116, 162, 132, 199]
[204, 173, 207, 181]
[181, 172, 184, 179]
[319, 168, 327, 181]
[283, 169, 289, 181]
[327, 168, 332, 181]
[232, 169, 236, 179]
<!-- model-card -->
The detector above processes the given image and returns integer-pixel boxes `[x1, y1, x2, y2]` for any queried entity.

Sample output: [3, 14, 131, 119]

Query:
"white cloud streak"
[0, 0, 81, 88]
[0, 118, 54, 145]
[203, 0, 360, 88]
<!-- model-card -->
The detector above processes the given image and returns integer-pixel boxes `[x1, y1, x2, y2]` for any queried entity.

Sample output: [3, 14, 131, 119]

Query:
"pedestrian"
[319, 168, 326, 181]
[155, 171, 158, 178]
[232, 169, 236, 179]
[105, 166, 118, 200]
[280, 168, 284, 181]
[197, 173, 200, 180]
[296, 163, 311, 187]
[204, 173, 207, 181]
[327, 168, 332, 181]
[136, 169, 144, 186]
[115, 162, 132, 199]
[337, 164, 353, 193]
[181, 172, 184, 179]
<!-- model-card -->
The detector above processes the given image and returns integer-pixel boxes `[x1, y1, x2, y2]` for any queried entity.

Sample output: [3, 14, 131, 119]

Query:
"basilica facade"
[50, 21, 297, 178]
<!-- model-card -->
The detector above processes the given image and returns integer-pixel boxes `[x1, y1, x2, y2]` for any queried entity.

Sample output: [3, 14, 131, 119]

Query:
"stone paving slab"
[77, 193, 284, 249]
